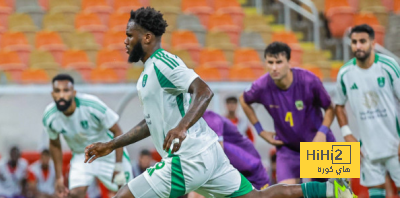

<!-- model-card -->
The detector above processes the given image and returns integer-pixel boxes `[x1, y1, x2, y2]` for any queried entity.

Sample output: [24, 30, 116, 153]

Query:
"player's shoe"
[329, 178, 357, 198]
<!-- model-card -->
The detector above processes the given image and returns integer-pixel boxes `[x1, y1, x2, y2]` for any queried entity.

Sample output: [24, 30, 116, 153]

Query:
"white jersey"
[43, 93, 119, 154]
[0, 159, 28, 196]
[137, 48, 218, 158]
[334, 53, 400, 161]
[29, 160, 56, 194]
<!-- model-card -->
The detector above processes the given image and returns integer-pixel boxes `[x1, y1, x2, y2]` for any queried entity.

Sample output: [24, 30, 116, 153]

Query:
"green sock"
[368, 188, 385, 198]
[301, 182, 327, 198]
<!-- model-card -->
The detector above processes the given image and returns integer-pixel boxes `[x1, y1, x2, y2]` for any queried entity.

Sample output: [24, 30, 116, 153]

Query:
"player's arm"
[239, 94, 283, 146]
[163, 77, 214, 154]
[85, 119, 150, 163]
[108, 123, 123, 163]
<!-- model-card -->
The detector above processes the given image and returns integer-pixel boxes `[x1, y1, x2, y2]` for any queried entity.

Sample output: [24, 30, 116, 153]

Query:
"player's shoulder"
[376, 53, 400, 70]
[252, 73, 270, 88]
[338, 58, 356, 76]
[43, 102, 58, 126]
[292, 68, 320, 83]
[75, 93, 108, 114]
[150, 49, 185, 70]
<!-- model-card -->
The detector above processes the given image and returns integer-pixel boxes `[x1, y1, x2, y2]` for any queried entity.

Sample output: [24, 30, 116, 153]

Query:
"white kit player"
[84, 7, 355, 198]
[43, 74, 132, 197]
[335, 24, 400, 198]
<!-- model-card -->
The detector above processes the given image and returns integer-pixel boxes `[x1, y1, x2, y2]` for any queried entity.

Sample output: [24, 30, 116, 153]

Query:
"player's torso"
[30, 162, 55, 194]
[0, 160, 28, 195]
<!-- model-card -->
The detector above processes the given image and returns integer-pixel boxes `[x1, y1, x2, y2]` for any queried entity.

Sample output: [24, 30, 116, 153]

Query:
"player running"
[84, 7, 354, 198]
[202, 110, 269, 190]
[43, 74, 132, 197]
[239, 42, 336, 184]
[334, 24, 400, 197]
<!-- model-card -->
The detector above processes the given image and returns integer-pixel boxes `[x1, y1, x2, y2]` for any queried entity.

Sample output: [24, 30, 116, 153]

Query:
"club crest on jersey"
[377, 77, 385, 87]
[295, 100, 304, 110]
[142, 74, 148, 87]
[80, 120, 89, 129]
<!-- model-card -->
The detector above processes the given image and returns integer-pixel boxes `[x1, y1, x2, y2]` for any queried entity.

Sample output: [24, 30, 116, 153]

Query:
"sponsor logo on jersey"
[350, 83, 358, 90]
[80, 120, 89, 129]
[295, 100, 304, 110]
[377, 77, 385, 87]
[363, 91, 379, 109]
[142, 74, 148, 87]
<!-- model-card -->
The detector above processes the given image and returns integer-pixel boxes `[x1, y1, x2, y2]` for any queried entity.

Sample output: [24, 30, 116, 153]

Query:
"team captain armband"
[254, 122, 264, 135]
[318, 125, 330, 135]
[340, 125, 353, 137]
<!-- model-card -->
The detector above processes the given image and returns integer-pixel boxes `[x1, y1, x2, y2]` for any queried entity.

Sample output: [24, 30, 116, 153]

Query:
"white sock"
[326, 181, 334, 198]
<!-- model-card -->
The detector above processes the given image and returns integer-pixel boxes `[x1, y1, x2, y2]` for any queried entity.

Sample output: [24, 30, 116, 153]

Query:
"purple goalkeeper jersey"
[203, 110, 269, 189]
[243, 68, 335, 152]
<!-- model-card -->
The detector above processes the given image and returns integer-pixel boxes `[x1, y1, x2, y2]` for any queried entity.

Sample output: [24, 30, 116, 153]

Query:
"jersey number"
[147, 161, 165, 176]
[285, 112, 294, 127]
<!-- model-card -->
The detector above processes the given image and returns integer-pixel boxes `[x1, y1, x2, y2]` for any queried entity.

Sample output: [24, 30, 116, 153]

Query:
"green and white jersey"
[43, 93, 119, 154]
[334, 53, 400, 161]
[137, 48, 218, 158]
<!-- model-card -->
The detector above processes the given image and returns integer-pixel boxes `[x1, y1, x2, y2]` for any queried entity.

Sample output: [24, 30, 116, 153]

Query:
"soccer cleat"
[329, 178, 357, 198]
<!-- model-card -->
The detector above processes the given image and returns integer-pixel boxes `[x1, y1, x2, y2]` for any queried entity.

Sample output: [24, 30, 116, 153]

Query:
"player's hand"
[112, 171, 124, 189]
[163, 125, 187, 154]
[84, 142, 114, 163]
[343, 134, 358, 142]
[55, 177, 69, 198]
[312, 132, 327, 142]
[259, 131, 284, 146]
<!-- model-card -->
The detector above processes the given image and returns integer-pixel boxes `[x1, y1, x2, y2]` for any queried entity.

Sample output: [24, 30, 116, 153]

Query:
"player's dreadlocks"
[129, 7, 168, 37]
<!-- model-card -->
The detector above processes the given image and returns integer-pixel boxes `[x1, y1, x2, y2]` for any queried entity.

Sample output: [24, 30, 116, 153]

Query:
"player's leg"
[384, 155, 400, 195]
[360, 157, 386, 198]
[69, 186, 89, 198]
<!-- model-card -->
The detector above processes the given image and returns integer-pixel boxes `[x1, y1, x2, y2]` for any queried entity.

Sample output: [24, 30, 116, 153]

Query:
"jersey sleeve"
[90, 99, 119, 129]
[382, 58, 400, 100]
[243, 75, 266, 104]
[333, 69, 348, 105]
[153, 55, 199, 93]
[311, 74, 332, 109]
[203, 112, 224, 141]
[42, 106, 59, 140]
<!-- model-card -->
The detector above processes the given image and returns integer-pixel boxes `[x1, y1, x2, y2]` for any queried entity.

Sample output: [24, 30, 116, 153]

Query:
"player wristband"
[114, 162, 123, 172]
[340, 125, 353, 137]
[318, 125, 330, 135]
[254, 122, 264, 135]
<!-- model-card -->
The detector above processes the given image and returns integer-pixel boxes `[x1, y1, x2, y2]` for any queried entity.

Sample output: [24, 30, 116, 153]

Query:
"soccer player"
[84, 7, 354, 198]
[334, 24, 400, 198]
[239, 42, 336, 185]
[43, 74, 133, 197]
[203, 110, 269, 189]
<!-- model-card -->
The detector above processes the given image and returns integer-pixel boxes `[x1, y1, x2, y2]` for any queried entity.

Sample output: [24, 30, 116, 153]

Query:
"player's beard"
[128, 41, 144, 63]
[55, 98, 72, 112]
[353, 47, 372, 62]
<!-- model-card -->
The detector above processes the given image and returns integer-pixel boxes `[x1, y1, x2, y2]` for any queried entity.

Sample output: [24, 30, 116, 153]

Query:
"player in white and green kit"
[335, 24, 400, 198]
[44, 74, 133, 197]
[84, 7, 355, 198]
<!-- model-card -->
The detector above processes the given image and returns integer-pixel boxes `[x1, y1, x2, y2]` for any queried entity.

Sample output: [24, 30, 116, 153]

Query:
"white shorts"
[360, 155, 400, 187]
[128, 142, 254, 198]
[69, 149, 133, 191]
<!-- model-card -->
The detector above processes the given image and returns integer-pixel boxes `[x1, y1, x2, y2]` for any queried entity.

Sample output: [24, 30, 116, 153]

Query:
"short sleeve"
[333, 69, 348, 105]
[153, 52, 199, 93]
[380, 57, 400, 100]
[44, 127, 58, 140]
[91, 100, 119, 129]
[42, 107, 59, 140]
[203, 112, 224, 140]
[243, 76, 266, 104]
[311, 75, 332, 109]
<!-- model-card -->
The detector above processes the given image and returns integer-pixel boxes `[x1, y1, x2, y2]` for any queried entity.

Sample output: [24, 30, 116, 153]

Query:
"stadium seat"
[90, 67, 119, 83]
[361, 6, 389, 27]
[395, 0, 400, 13]
[96, 49, 129, 81]
[0, 50, 26, 82]
[382, 0, 394, 11]
[49, 0, 80, 25]
[303, 65, 323, 80]
[325, 0, 350, 13]
[150, 0, 180, 13]
[353, 13, 385, 45]
[68, 31, 100, 64]
[177, 14, 206, 46]
[347, 0, 359, 11]
[35, 31, 67, 64]
[38, 0, 49, 10]
[15, 0, 46, 28]
[75, 12, 108, 45]
[82, 0, 113, 25]
[198, 48, 230, 79]
[228, 65, 264, 81]
[21, 151, 41, 164]
[208, 13, 241, 46]
[62, 50, 94, 81]
[205, 31, 236, 63]
[171, 30, 202, 63]
[20, 68, 50, 84]
[194, 66, 223, 81]
[103, 30, 127, 59]
[8, 13, 38, 45]
[214, 0, 244, 29]
[181, 0, 213, 28]
[1, 32, 32, 66]
[126, 66, 144, 82]
[326, 6, 355, 38]
[271, 31, 303, 64]
[0, 0, 12, 29]
[59, 69, 85, 84]
[108, 12, 130, 31]
[240, 32, 266, 60]
[233, 48, 264, 69]
[170, 49, 196, 69]
[29, 50, 60, 79]
[42, 12, 75, 43]
[114, 0, 142, 13]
